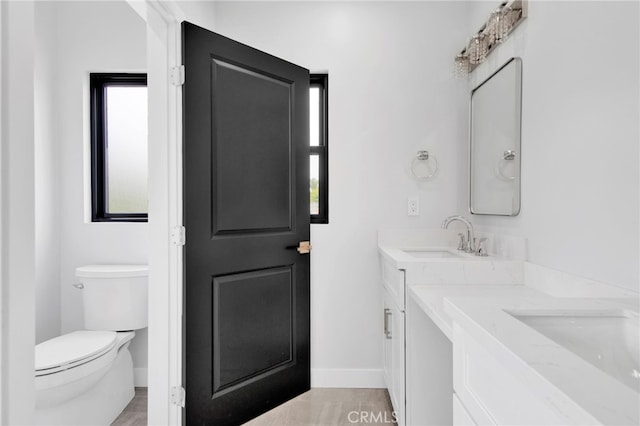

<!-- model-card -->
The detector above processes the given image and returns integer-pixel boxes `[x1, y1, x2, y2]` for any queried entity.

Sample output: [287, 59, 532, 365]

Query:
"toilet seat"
[36, 331, 117, 376]
[35, 331, 136, 413]
[35, 331, 135, 396]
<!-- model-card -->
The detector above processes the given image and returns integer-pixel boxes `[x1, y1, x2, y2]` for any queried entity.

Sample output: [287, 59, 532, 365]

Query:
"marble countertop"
[408, 284, 549, 341]
[407, 280, 638, 425]
[379, 231, 639, 425]
[379, 244, 498, 269]
[442, 294, 639, 425]
[379, 244, 524, 286]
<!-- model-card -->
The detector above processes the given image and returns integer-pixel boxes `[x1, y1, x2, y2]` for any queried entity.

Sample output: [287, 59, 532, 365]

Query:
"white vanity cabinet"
[453, 393, 477, 426]
[381, 257, 406, 426]
[452, 324, 578, 426]
[377, 230, 527, 426]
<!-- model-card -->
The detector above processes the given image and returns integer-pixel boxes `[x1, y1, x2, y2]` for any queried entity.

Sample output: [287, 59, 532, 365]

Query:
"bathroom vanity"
[378, 228, 524, 426]
[447, 295, 639, 425]
[378, 229, 639, 426]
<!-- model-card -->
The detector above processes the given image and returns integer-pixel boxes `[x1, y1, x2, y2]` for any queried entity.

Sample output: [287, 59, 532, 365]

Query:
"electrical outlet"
[408, 197, 419, 216]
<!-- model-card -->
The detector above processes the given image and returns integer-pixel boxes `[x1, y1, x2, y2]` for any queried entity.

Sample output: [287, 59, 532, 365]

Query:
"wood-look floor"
[111, 387, 147, 426]
[244, 388, 396, 426]
[112, 388, 395, 426]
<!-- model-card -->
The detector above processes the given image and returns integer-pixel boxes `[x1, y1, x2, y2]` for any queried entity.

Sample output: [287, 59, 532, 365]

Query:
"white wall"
[211, 1, 468, 385]
[463, 1, 639, 293]
[174, 1, 217, 30]
[52, 1, 149, 381]
[1, 1, 36, 422]
[200, 0, 640, 387]
[1, 2, 3, 414]
[34, 2, 61, 345]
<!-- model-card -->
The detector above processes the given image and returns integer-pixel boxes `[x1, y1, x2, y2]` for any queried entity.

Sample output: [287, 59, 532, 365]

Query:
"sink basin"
[509, 310, 640, 392]
[402, 249, 465, 259]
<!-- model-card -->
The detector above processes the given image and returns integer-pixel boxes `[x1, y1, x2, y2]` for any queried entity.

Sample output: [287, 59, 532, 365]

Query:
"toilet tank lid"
[76, 264, 148, 278]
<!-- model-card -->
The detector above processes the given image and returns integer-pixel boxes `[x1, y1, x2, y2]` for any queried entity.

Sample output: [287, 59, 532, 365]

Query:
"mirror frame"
[469, 57, 523, 216]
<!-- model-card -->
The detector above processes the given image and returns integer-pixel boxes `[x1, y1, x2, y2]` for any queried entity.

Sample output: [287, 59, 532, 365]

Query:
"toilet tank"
[76, 265, 148, 331]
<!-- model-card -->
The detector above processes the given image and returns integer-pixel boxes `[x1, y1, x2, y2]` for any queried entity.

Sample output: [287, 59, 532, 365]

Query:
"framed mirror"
[469, 57, 522, 216]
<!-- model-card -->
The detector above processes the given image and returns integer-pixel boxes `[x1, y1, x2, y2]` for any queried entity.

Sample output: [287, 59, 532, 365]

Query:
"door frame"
[0, 1, 187, 423]
[136, 1, 184, 425]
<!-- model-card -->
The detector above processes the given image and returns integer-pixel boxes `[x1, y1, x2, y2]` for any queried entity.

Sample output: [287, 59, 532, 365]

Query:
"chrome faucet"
[441, 215, 475, 253]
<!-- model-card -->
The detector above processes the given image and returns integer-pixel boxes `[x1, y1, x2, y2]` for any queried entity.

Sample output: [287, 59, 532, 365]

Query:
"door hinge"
[170, 65, 185, 86]
[170, 386, 185, 407]
[171, 226, 186, 246]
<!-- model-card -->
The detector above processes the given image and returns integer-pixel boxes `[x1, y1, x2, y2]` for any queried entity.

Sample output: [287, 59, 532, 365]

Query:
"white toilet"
[35, 264, 148, 426]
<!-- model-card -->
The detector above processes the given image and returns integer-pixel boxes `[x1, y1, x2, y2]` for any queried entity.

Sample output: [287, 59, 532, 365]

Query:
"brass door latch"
[297, 241, 312, 254]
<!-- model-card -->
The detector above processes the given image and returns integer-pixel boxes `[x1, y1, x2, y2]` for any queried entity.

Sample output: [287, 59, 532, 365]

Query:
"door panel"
[211, 58, 293, 234]
[212, 267, 294, 394]
[183, 22, 310, 425]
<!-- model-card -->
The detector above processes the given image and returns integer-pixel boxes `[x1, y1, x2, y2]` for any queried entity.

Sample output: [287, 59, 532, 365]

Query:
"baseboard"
[134, 367, 148, 387]
[311, 368, 385, 388]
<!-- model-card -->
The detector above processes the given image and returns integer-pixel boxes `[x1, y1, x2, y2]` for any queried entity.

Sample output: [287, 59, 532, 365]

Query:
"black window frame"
[310, 74, 329, 224]
[90, 73, 148, 222]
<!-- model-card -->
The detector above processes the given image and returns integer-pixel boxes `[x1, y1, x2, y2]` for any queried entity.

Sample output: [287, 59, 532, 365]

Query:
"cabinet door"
[383, 287, 405, 425]
[383, 288, 394, 396]
[391, 297, 405, 426]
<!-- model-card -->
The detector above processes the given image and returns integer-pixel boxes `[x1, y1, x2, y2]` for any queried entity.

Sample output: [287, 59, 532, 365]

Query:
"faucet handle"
[457, 233, 466, 251]
[475, 238, 488, 257]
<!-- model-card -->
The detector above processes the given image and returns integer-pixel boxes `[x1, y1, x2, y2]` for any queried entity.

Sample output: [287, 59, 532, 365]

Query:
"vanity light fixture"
[455, 0, 527, 75]
[454, 53, 470, 78]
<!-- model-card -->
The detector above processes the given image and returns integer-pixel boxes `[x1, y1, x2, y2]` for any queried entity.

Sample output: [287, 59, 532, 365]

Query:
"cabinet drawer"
[453, 325, 576, 426]
[453, 393, 478, 426]
[381, 256, 405, 309]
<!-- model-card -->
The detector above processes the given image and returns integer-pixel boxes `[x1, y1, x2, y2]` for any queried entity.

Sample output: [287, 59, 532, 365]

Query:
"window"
[90, 73, 148, 222]
[310, 74, 328, 224]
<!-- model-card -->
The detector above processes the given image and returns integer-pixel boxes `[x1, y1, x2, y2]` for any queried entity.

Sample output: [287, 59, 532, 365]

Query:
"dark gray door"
[182, 22, 310, 425]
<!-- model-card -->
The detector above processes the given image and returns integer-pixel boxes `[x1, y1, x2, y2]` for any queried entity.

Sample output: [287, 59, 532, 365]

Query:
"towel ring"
[411, 150, 438, 181]
[496, 149, 516, 181]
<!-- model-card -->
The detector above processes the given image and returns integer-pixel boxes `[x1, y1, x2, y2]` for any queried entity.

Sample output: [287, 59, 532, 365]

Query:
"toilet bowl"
[35, 265, 147, 426]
